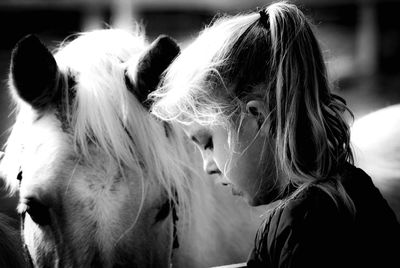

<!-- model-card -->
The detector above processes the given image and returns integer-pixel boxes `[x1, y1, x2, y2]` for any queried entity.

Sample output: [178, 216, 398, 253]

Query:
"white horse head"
[0, 29, 193, 268]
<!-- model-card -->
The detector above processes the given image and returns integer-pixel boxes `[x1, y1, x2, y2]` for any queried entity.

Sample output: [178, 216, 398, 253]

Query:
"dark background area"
[1, 0, 400, 219]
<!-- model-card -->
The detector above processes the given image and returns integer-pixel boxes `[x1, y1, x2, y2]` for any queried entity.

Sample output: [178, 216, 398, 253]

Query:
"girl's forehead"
[181, 122, 229, 140]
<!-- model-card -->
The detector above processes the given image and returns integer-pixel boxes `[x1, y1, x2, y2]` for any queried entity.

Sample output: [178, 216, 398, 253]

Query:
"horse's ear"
[10, 34, 61, 110]
[132, 35, 180, 108]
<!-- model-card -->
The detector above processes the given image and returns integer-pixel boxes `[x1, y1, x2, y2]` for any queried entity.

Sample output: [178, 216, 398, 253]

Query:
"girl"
[151, 2, 400, 267]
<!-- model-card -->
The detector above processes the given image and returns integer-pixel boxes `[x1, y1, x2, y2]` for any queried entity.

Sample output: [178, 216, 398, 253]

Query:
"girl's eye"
[189, 129, 213, 150]
[190, 136, 199, 144]
[24, 198, 51, 226]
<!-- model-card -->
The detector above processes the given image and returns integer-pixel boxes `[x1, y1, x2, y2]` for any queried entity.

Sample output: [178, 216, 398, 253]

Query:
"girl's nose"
[201, 150, 220, 175]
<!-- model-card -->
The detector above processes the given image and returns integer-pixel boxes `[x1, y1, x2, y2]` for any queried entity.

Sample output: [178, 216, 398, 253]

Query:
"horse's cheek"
[142, 214, 173, 268]
[156, 216, 174, 267]
[23, 216, 58, 267]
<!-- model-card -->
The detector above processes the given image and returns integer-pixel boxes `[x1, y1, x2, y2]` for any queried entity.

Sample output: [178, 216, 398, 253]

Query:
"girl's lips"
[215, 176, 230, 186]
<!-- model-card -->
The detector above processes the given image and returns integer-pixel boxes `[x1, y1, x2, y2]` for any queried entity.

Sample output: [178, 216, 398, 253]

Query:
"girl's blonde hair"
[151, 2, 355, 212]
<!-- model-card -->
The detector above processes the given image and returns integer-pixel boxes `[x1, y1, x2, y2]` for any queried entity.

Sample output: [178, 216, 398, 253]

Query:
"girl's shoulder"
[341, 162, 399, 223]
[248, 164, 400, 268]
[250, 184, 352, 268]
[266, 182, 345, 232]
[266, 162, 397, 233]
[256, 183, 348, 246]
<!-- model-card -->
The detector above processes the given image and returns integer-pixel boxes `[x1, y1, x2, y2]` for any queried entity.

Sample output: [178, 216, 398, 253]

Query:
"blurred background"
[1, 0, 400, 220]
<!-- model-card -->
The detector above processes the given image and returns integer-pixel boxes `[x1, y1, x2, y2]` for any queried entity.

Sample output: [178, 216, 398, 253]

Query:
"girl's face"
[184, 114, 281, 206]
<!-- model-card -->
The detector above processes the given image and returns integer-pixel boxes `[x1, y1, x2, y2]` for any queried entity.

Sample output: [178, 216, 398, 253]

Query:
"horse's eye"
[24, 198, 51, 226]
[155, 199, 171, 223]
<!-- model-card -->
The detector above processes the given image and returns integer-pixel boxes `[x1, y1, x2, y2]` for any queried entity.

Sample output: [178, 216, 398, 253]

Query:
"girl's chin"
[231, 187, 243, 196]
[231, 187, 256, 205]
[231, 188, 257, 206]
[228, 185, 270, 207]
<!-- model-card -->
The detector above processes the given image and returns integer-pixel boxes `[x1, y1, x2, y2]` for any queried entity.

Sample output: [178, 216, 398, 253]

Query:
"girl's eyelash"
[191, 136, 199, 144]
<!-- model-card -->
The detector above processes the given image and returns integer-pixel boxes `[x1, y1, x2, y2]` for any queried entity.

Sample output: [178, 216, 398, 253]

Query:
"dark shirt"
[247, 163, 400, 268]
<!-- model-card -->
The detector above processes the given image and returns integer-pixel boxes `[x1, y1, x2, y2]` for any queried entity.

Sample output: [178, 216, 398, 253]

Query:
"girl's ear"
[246, 100, 268, 133]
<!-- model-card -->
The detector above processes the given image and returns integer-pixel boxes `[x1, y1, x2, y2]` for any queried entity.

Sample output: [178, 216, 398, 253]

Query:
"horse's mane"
[1, 29, 193, 221]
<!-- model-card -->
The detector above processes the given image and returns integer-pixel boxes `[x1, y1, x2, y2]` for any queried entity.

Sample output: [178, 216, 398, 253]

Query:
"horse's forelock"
[55, 29, 192, 219]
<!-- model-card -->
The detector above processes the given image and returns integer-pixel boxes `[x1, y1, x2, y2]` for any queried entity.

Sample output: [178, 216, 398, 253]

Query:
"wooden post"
[110, 0, 136, 31]
[82, 5, 104, 31]
[355, 0, 378, 77]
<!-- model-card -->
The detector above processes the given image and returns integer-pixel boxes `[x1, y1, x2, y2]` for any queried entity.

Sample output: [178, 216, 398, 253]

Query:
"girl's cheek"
[212, 127, 230, 173]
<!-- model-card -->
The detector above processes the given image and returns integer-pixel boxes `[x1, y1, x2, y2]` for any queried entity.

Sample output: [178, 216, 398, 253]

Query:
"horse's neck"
[173, 171, 265, 268]
[0, 213, 27, 268]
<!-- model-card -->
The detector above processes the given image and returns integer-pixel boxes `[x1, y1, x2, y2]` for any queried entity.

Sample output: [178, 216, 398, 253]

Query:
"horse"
[0, 29, 195, 268]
